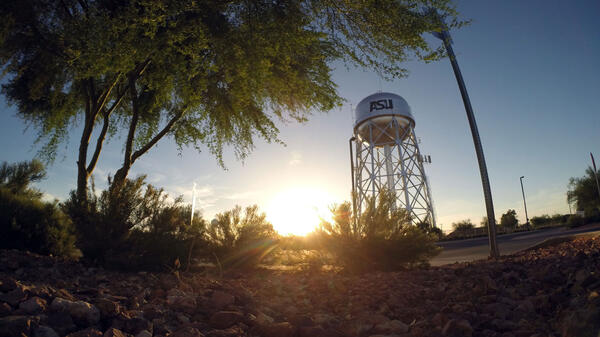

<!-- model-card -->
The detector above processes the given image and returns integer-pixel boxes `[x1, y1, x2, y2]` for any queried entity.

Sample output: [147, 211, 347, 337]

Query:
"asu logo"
[369, 99, 393, 112]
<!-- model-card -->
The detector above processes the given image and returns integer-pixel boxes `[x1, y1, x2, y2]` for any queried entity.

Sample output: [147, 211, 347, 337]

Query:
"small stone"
[95, 298, 121, 318]
[298, 326, 343, 337]
[50, 298, 100, 325]
[442, 319, 473, 337]
[0, 302, 12, 317]
[33, 325, 60, 337]
[125, 317, 153, 335]
[103, 328, 128, 337]
[432, 313, 448, 328]
[373, 319, 409, 334]
[253, 311, 274, 326]
[169, 326, 204, 337]
[65, 327, 103, 337]
[135, 331, 152, 337]
[210, 311, 245, 329]
[0, 315, 38, 337]
[210, 291, 235, 310]
[490, 319, 518, 332]
[46, 310, 77, 335]
[19, 296, 47, 314]
[255, 322, 295, 337]
[166, 295, 196, 314]
[0, 288, 28, 306]
[205, 327, 243, 337]
[0, 278, 18, 292]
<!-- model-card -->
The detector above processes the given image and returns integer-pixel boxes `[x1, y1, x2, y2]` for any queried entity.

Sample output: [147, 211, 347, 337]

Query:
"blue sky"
[1, 0, 599, 233]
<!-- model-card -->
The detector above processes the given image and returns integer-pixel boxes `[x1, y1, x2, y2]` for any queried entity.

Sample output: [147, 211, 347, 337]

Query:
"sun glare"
[266, 187, 336, 236]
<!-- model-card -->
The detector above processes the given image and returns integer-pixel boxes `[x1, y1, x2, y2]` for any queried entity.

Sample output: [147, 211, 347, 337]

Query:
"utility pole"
[520, 176, 529, 225]
[431, 12, 499, 258]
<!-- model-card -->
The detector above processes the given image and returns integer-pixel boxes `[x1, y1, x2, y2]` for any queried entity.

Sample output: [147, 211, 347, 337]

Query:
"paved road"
[430, 223, 600, 266]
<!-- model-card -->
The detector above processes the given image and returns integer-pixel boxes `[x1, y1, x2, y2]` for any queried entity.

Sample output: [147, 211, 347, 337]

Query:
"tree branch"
[86, 110, 110, 175]
[123, 75, 141, 168]
[131, 107, 187, 164]
[95, 73, 122, 115]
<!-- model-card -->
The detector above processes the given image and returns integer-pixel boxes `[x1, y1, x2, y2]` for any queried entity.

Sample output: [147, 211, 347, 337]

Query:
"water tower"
[350, 92, 436, 227]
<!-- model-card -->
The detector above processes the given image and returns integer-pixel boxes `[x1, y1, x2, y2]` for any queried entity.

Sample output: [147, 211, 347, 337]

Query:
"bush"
[317, 191, 440, 273]
[0, 160, 79, 257]
[452, 219, 475, 231]
[567, 215, 585, 228]
[416, 221, 444, 240]
[63, 175, 206, 270]
[206, 205, 278, 270]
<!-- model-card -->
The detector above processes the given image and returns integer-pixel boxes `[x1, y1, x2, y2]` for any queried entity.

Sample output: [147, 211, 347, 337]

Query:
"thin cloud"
[224, 190, 260, 200]
[289, 151, 302, 166]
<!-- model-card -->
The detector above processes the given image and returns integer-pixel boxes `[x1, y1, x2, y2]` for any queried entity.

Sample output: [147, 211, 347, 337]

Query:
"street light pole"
[432, 15, 499, 258]
[520, 176, 529, 226]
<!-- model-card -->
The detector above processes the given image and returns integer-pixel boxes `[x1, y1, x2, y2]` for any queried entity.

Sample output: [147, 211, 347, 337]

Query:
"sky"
[1, 0, 599, 234]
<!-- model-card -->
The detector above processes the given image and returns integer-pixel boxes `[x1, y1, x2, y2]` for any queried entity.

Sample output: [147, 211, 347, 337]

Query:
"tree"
[0, 159, 46, 198]
[0, 0, 464, 200]
[452, 219, 474, 231]
[500, 209, 518, 229]
[0, 160, 79, 257]
[568, 167, 600, 214]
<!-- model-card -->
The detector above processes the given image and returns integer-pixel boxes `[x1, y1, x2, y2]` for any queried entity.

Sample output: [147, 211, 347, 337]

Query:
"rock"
[560, 305, 600, 337]
[50, 298, 100, 325]
[483, 302, 510, 320]
[0, 278, 19, 292]
[125, 317, 153, 335]
[442, 319, 473, 337]
[166, 294, 196, 314]
[373, 319, 409, 334]
[0, 302, 12, 317]
[0, 288, 28, 306]
[210, 311, 245, 329]
[516, 299, 534, 313]
[169, 326, 205, 337]
[135, 331, 152, 337]
[252, 311, 274, 326]
[46, 310, 77, 335]
[65, 327, 103, 337]
[95, 298, 121, 318]
[34, 325, 60, 337]
[20, 296, 47, 314]
[254, 322, 295, 337]
[210, 291, 235, 310]
[0, 315, 39, 337]
[298, 326, 343, 337]
[432, 313, 448, 328]
[103, 328, 128, 337]
[490, 319, 518, 332]
[205, 327, 244, 337]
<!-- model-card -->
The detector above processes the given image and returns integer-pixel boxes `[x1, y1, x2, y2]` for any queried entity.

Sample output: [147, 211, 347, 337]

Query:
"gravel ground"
[1, 235, 599, 337]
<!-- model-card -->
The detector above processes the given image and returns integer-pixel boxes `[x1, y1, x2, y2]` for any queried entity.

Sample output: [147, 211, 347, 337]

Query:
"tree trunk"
[76, 100, 95, 203]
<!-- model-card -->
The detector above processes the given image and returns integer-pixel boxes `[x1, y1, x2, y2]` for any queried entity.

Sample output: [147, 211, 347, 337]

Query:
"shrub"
[63, 175, 206, 269]
[0, 160, 79, 257]
[567, 215, 585, 228]
[452, 219, 475, 231]
[206, 205, 278, 269]
[317, 191, 440, 273]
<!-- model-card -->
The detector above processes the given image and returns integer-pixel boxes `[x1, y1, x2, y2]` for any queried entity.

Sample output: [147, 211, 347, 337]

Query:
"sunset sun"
[266, 187, 336, 236]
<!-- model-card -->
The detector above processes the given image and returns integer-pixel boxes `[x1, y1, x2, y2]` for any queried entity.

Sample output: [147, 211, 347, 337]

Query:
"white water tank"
[354, 92, 414, 144]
